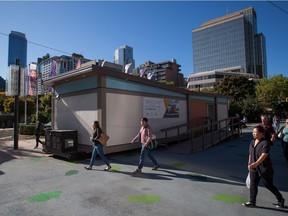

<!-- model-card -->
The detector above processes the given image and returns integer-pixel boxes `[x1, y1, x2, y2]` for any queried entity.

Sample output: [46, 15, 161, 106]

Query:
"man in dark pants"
[243, 125, 285, 208]
[34, 119, 44, 149]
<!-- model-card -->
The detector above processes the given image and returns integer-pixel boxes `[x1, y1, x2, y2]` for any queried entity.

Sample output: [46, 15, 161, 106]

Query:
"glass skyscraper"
[192, 7, 266, 78]
[114, 45, 135, 73]
[8, 31, 27, 68]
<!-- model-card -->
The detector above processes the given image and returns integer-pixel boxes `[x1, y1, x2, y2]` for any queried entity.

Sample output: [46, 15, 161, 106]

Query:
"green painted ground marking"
[111, 165, 121, 172]
[126, 194, 161, 204]
[212, 194, 248, 204]
[28, 191, 62, 203]
[65, 161, 77, 165]
[171, 162, 186, 167]
[30, 158, 42, 162]
[65, 170, 79, 176]
[187, 173, 208, 181]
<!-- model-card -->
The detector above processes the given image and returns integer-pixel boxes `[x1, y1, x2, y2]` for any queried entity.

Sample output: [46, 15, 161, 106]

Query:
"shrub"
[19, 124, 35, 135]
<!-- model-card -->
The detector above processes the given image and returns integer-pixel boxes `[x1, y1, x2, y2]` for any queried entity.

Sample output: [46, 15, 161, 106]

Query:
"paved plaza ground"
[0, 124, 287, 216]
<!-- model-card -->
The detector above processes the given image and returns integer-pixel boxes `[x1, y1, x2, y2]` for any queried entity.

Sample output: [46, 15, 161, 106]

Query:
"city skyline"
[0, 1, 287, 80]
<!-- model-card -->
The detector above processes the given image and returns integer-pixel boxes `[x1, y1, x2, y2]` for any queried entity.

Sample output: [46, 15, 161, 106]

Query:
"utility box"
[44, 130, 78, 160]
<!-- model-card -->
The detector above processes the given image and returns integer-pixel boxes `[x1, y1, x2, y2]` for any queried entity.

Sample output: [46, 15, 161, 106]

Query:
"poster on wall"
[143, 97, 179, 118]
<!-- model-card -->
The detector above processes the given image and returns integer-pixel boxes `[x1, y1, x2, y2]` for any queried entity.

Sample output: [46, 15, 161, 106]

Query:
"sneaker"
[242, 202, 256, 208]
[275, 198, 285, 208]
[104, 165, 112, 171]
[152, 165, 160, 170]
[132, 169, 142, 174]
[84, 166, 92, 170]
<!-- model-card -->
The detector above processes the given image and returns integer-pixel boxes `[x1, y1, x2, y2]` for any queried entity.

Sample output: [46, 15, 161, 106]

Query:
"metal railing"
[159, 117, 241, 153]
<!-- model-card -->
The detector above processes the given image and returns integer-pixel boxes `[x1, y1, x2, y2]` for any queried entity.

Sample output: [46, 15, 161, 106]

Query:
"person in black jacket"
[34, 119, 44, 149]
[243, 125, 285, 208]
[84, 121, 111, 171]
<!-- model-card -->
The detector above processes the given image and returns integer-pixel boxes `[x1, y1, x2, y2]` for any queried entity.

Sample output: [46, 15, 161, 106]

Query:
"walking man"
[131, 117, 160, 174]
[34, 119, 44, 149]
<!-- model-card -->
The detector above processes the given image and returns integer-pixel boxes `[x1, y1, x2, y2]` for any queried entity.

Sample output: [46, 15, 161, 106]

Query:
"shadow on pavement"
[255, 205, 288, 214]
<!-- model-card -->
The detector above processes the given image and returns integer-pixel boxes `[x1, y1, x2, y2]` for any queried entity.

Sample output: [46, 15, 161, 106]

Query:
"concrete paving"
[0, 124, 287, 216]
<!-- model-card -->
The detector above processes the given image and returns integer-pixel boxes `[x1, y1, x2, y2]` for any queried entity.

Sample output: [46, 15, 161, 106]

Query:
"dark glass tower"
[8, 31, 27, 67]
[192, 7, 266, 78]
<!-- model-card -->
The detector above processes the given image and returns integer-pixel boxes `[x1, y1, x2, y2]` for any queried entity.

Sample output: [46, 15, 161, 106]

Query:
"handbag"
[278, 131, 284, 139]
[147, 134, 158, 150]
[277, 126, 285, 140]
[246, 172, 250, 189]
[97, 133, 110, 145]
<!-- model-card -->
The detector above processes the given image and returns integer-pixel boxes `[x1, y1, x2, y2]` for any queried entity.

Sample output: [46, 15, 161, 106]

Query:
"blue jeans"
[138, 144, 158, 170]
[89, 142, 110, 167]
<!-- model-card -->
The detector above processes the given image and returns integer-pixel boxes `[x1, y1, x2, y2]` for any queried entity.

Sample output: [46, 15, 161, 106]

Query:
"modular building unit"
[44, 61, 229, 154]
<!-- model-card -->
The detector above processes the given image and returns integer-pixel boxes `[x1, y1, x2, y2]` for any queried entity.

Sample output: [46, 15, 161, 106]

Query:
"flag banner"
[147, 69, 156, 80]
[100, 60, 107, 67]
[6, 65, 19, 96]
[76, 58, 81, 69]
[125, 63, 132, 73]
[28, 67, 37, 96]
[20, 67, 27, 97]
[50, 60, 57, 77]
[139, 68, 147, 78]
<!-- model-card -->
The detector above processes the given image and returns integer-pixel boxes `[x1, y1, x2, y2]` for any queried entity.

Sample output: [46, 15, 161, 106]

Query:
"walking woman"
[243, 125, 285, 208]
[85, 121, 111, 171]
[281, 118, 288, 160]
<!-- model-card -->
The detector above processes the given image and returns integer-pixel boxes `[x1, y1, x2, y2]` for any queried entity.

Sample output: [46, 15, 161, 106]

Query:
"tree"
[72, 53, 84, 59]
[256, 75, 288, 102]
[214, 76, 255, 101]
[0, 92, 6, 112]
[213, 76, 262, 118]
[3, 96, 36, 115]
[43, 53, 50, 60]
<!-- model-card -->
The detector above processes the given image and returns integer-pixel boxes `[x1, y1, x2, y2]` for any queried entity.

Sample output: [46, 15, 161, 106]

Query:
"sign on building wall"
[143, 97, 179, 118]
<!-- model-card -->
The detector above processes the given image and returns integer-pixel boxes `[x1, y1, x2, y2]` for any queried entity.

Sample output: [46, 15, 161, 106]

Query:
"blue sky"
[0, 1, 287, 79]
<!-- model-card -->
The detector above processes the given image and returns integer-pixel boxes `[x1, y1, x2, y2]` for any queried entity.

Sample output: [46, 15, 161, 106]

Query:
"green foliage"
[3, 97, 36, 115]
[213, 75, 263, 120]
[256, 75, 288, 102]
[0, 92, 6, 111]
[158, 80, 175, 86]
[3, 97, 14, 113]
[31, 111, 50, 123]
[2, 93, 51, 124]
[20, 124, 35, 135]
[214, 76, 255, 101]
[39, 94, 52, 108]
[72, 53, 84, 59]
[240, 96, 264, 122]
[42, 53, 50, 61]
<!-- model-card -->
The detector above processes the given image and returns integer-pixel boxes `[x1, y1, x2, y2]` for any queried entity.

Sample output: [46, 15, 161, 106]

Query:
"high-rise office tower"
[192, 7, 266, 78]
[8, 31, 27, 68]
[114, 45, 135, 73]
